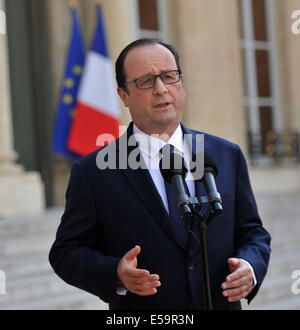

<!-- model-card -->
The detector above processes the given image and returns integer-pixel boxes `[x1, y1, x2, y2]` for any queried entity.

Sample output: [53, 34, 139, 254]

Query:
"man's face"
[117, 44, 185, 137]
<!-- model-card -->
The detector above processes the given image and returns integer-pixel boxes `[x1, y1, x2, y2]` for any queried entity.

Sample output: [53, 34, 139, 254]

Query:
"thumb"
[227, 258, 240, 272]
[125, 245, 141, 262]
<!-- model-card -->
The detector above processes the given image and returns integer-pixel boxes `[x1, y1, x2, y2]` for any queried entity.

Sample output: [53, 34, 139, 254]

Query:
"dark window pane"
[255, 49, 271, 97]
[260, 106, 273, 135]
[259, 106, 274, 154]
[138, 0, 158, 30]
[252, 0, 268, 41]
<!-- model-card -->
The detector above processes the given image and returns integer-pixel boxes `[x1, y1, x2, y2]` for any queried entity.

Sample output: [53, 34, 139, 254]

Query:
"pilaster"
[0, 0, 44, 218]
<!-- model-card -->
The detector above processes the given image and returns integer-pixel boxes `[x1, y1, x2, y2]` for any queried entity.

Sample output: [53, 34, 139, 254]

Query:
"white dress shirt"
[133, 123, 195, 214]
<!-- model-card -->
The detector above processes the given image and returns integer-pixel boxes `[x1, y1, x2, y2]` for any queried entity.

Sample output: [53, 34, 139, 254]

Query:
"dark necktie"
[161, 144, 190, 247]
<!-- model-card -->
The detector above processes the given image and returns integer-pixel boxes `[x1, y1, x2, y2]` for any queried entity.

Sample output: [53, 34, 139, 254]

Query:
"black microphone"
[192, 152, 223, 218]
[159, 146, 193, 220]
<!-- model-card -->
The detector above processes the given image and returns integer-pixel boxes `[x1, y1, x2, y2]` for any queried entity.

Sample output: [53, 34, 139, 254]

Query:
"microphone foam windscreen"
[204, 152, 218, 176]
[159, 150, 188, 182]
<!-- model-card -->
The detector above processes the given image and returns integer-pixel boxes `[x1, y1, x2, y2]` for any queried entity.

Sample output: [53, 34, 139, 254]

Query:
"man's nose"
[153, 76, 168, 95]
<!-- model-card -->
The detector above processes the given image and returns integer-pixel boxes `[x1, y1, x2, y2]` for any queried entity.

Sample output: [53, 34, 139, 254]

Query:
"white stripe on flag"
[77, 51, 120, 119]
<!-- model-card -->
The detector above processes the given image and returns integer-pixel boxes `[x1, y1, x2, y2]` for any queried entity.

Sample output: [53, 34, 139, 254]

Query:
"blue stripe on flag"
[52, 8, 85, 159]
[91, 4, 109, 57]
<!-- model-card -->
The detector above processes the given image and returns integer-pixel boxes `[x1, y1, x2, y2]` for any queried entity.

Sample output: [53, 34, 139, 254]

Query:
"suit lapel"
[116, 122, 188, 251]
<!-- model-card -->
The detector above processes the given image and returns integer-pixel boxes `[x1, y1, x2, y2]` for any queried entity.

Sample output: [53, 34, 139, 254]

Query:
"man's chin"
[150, 118, 181, 137]
[152, 110, 181, 125]
[157, 117, 182, 129]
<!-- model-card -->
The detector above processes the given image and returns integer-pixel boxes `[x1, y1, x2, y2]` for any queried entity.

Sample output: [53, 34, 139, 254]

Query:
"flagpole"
[69, 0, 78, 8]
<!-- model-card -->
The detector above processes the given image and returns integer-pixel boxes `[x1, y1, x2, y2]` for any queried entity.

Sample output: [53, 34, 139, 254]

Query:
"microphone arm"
[169, 174, 193, 230]
[170, 173, 192, 209]
[159, 150, 193, 230]
[196, 152, 223, 223]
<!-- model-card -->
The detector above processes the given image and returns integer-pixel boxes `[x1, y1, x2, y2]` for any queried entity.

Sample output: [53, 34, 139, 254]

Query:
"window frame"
[130, 0, 169, 41]
[239, 0, 282, 137]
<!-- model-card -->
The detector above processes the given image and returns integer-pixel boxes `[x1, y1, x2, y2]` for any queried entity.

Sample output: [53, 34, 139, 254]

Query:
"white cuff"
[240, 259, 257, 288]
[116, 286, 128, 296]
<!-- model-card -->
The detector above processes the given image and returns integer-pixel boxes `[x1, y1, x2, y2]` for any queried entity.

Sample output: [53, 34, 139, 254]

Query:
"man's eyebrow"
[138, 69, 177, 77]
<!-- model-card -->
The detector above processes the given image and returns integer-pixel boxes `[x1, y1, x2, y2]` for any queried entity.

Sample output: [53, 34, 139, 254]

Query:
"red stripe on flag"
[67, 102, 120, 156]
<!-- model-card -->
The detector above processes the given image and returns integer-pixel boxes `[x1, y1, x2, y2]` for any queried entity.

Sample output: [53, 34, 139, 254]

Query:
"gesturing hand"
[117, 245, 161, 296]
[221, 258, 254, 302]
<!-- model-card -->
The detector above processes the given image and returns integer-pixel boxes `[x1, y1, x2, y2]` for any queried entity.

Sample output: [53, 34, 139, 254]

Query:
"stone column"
[175, 0, 247, 151]
[0, 0, 44, 218]
[102, 0, 133, 126]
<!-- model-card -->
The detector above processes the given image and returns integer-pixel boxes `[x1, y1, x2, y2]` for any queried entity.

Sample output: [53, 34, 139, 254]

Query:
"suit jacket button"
[187, 261, 195, 270]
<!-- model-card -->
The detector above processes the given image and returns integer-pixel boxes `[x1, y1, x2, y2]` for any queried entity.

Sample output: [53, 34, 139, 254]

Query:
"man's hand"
[221, 258, 254, 302]
[117, 245, 161, 296]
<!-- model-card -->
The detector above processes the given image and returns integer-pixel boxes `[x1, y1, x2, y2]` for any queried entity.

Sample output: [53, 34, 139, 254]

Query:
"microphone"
[159, 146, 193, 220]
[192, 152, 223, 218]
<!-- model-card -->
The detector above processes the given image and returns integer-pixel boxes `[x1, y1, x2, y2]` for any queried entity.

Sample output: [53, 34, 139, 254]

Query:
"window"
[238, 0, 283, 163]
[138, 0, 159, 31]
[131, 0, 168, 41]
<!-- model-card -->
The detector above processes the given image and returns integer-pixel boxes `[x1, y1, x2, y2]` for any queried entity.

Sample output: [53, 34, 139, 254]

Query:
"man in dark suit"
[49, 39, 271, 310]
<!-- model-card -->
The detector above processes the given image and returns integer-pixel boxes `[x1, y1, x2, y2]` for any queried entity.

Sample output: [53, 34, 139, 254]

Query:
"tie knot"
[160, 144, 175, 157]
[159, 144, 188, 183]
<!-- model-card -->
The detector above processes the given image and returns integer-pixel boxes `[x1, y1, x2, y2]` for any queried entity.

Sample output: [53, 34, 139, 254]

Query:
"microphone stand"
[182, 196, 223, 311]
[193, 199, 212, 310]
[159, 149, 222, 310]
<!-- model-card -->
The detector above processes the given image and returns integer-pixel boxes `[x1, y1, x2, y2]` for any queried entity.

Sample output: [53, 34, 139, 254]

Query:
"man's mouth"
[154, 102, 171, 109]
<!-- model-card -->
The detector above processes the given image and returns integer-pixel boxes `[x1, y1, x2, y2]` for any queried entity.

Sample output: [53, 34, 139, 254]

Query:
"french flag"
[68, 3, 121, 156]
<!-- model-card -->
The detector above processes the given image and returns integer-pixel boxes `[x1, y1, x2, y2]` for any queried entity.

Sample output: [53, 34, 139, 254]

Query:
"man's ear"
[117, 87, 129, 107]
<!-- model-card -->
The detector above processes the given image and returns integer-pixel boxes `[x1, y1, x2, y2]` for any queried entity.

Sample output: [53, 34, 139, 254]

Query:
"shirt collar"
[133, 123, 183, 159]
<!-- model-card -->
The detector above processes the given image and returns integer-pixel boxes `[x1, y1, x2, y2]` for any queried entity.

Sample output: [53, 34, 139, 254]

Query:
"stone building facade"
[1, 0, 300, 217]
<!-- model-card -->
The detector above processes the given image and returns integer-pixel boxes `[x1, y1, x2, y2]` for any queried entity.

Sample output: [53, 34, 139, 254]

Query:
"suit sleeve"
[49, 161, 121, 305]
[234, 147, 271, 303]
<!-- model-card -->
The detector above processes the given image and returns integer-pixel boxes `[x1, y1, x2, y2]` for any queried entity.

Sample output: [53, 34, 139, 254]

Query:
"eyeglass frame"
[123, 69, 182, 90]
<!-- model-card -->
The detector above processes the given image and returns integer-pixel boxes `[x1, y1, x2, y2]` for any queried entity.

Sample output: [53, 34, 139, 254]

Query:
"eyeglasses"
[124, 70, 182, 90]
